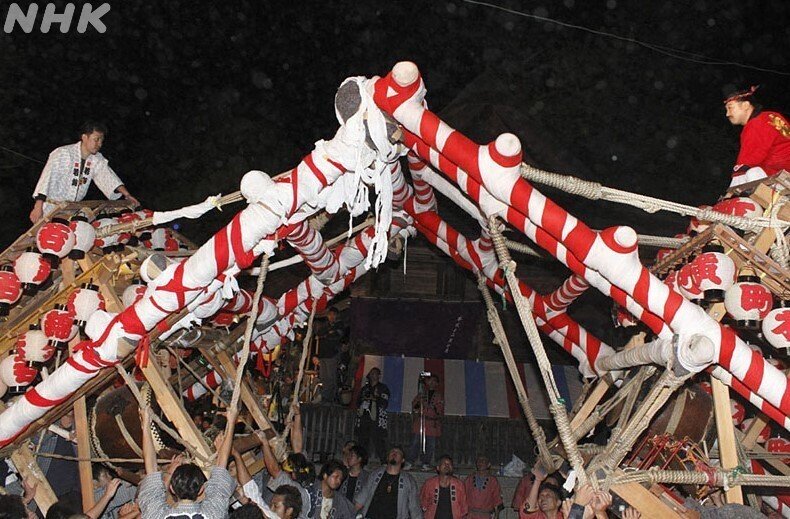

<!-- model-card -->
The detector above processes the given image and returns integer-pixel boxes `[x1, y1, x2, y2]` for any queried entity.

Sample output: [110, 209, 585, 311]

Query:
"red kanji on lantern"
[713, 197, 762, 219]
[678, 261, 702, 300]
[0, 264, 22, 316]
[13, 250, 51, 295]
[41, 304, 78, 349]
[36, 218, 75, 262]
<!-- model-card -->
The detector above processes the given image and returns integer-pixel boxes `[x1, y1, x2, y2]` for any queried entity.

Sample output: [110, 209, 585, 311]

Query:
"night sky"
[1, 0, 788, 249]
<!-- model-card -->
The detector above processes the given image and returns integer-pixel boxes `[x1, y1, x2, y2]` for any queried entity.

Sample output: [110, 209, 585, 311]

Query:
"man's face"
[538, 488, 560, 512]
[324, 469, 345, 491]
[93, 471, 112, 490]
[59, 411, 74, 430]
[81, 131, 105, 155]
[387, 448, 404, 468]
[427, 376, 439, 390]
[437, 458, 453, 476]
[475, 456, 490, 473]
[369, 369, 380, 384]
[346, 452, 362, 469]
[270, 495, 292, 519]
[725, 100, 752, 126]
[327, 310, 337, 323]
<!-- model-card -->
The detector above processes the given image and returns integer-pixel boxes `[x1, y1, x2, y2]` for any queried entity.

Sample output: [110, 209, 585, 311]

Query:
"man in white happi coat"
[29, 121, 140, 222]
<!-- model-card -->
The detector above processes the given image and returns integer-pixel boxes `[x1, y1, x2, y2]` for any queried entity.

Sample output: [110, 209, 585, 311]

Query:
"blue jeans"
[408, 433, 436, 466]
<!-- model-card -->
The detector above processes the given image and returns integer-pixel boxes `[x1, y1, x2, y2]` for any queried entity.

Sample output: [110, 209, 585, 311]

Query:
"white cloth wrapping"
[151, 195, 221, 225]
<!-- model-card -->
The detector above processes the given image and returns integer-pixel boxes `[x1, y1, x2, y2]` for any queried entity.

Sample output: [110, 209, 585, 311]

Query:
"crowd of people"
[0, 391, 645, 519]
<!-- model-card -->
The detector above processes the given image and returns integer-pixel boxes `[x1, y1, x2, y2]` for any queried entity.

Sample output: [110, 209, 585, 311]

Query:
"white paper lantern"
[766, 436, 790, 465]
[691, 245, 736, 303]
[41, 304, 79, 350]
[0, 354, 37, 393]
[763, 304, 790, 350]
[15, 328, 54, 364]
[69, 216, 96, 259]
[36, 218, 75, 266]
[67, 283, 105, 327]
[13, 249, 51, 295]
[0, 264, 22, 316]
[724, 273, 773, 329]
[93, 215, 120, 252]
[713, 197, 763, 220]
[687, 206, 711, 235]
[677, 260, 703, 302]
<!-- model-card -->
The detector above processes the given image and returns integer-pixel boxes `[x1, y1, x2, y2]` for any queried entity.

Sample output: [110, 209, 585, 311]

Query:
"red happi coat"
[412, 390, 444, 437]
[420, 475, 468, 519]
[733, 111, 790, 181]
[463, 474, 503, 518]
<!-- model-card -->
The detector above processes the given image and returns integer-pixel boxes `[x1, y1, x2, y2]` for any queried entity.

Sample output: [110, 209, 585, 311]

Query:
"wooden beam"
[570, 376, 613, 431]
[0, 403, 58, 515]
[707, 302, 743, 504]
[609, 470, 685, 519]
[61, 259, 95, 512]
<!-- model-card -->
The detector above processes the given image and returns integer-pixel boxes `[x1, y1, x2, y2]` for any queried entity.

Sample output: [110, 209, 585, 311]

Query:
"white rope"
[520, 163, 789, 233]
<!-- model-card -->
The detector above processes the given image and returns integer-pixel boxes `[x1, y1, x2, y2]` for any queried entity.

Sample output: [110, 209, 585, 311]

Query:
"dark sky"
[1, 0, 788, 249]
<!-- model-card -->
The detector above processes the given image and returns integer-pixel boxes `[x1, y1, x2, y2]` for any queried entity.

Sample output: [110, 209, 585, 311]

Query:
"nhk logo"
[4, 3, 110, 34]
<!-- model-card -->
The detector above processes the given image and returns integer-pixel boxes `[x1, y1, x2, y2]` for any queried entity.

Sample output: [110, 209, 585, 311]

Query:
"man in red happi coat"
[420, 455, 468, 519]
[463, 455, 503, 518]
[724, 86, 790, 188]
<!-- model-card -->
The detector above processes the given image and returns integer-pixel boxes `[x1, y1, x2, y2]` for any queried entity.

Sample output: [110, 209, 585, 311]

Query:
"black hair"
[0, 494, 27, 519]
[274, 485, 303, 517]
[78, 121, 108, 138]
[229, 502, 264, 519]
[45, 502, 77, 519]
[328, 306, 339, 314]
[538, 483, 563, 501]
[92, 463, 115, 481]
[169, 463, 207, 501]
[437, 454, 453, 465]
[349, 444, 368, 466]
[286, 452, 314, 486]
[320, 459, 348, 481]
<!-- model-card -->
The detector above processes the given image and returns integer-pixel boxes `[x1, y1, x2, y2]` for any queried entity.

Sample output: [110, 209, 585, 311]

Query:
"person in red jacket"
[724, 86, 790, 188]
[420, 455, 468, 519]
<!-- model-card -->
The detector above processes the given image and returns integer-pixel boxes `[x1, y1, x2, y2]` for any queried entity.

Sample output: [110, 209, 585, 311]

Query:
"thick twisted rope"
[230, 255, 271, 413]
[488, 216, 591, 488]
[477, 274, 556, 472]
[282, 301, 319, 440]
[115, 365, 208, 463]
[592, 362, 692, 479]
[611, 467, 790, 488]
[520, 163, 789, 232]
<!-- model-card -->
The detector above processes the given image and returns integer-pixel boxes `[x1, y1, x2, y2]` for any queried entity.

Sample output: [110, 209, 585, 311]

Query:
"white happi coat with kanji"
[33, 142, 123, 214]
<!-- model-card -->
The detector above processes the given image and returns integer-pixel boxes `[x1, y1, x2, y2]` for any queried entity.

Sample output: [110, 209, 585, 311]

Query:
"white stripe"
[401, 357, 424, 414]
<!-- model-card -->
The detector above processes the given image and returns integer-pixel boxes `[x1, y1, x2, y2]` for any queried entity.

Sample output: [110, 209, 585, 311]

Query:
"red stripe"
[443, 132, 481, 179]
[214, 228, 230, 273]
[743, 350, 765, 392]
[304, 153, 328, 187]
[719, 326, 736, 369]
[633, 269, 651, 305]
[230, 213, 256, 269]
[487, 141, 522, 167]
[424, 358, 444, 392]
[662, 290, 684, 325]
[66, 356, 98, 374]
[26, 388, 71, 407]
[419, 112, 442, 147]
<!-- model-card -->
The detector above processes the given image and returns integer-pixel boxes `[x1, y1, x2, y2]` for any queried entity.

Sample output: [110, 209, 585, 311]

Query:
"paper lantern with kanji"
[713, 197, 763, 220]
[662, 270, 680, 293]
[767, 437, 790, 465]
[35, 218, 75, 267]
[0, 264, 22, 316]
[740, 417, 771, 444]
[677, 260, 703, 302]
[613, 305, 638, 328]
[67, 283, 106, 328]
[68, 215, 96, 259]
[763, 303, 790, 350]
[41, 304, 79, 350]
[724, 273, 773, 329]
[122, 280, 147, 308]
[691, 245, 736, 303]
[13, 249, 51, 295]
[655, 248, 673, 263]
[210, 311, 237, 328]
[15, 327, 54, 365]
[0, 354, 38, 394]
[730, 399, 745, 425]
